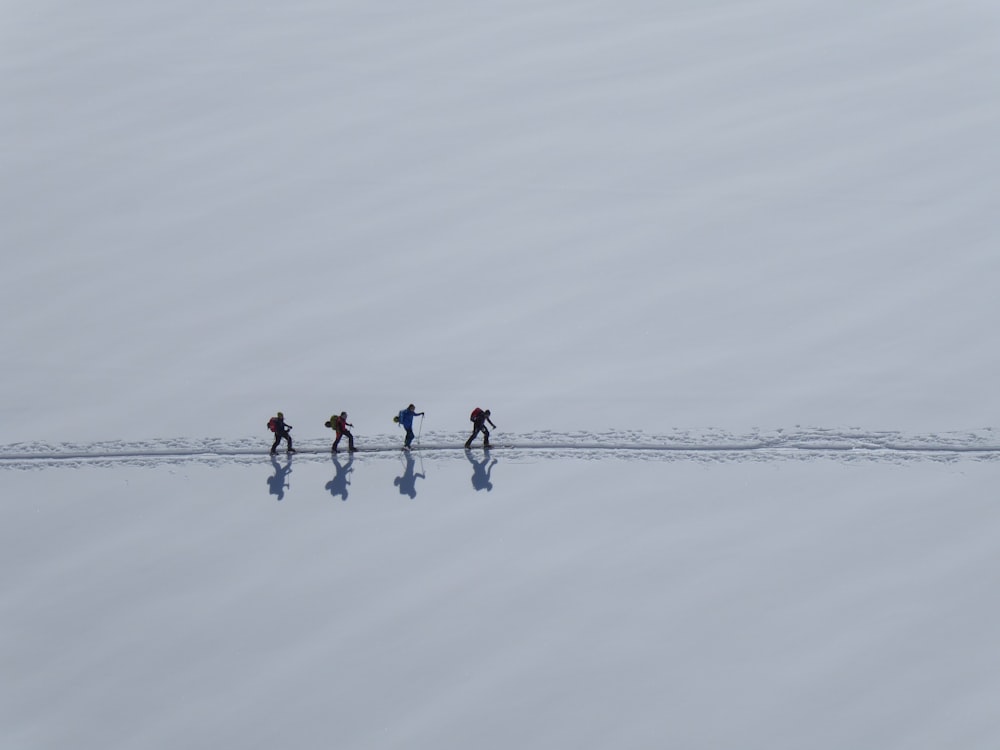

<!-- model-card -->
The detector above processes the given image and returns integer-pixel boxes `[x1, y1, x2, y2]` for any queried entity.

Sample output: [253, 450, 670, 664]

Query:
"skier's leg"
[465, 424, 481, 448]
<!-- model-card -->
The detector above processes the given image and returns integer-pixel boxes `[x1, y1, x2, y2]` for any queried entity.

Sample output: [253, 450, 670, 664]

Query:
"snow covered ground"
[4, 449, 1000, 749]
[3, 1, 1000, 748]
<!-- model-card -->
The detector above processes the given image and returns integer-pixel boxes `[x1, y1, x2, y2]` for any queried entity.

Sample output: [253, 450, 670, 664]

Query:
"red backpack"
[267, 417, 278, 432]
[470, 408, 483, 422]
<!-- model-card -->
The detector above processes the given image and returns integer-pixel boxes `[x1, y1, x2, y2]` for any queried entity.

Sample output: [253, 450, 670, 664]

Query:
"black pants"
[465, 422, 490, 447]
[333, 429, 355, 452]
[271, 430, 292, 453]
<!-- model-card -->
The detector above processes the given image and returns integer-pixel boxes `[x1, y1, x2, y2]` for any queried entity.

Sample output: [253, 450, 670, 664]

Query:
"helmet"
[341, 411, 347, 417]
[277, 411, 284, 419]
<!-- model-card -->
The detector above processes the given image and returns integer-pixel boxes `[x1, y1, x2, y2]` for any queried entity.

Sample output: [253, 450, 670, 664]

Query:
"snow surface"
[3, 1, 1000, 748]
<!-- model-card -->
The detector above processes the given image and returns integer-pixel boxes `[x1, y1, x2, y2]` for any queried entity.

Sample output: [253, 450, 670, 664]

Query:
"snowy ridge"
[3, 428, 998, 469]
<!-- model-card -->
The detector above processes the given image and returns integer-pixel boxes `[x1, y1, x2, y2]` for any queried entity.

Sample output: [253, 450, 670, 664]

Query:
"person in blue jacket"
[396, 403, 424, 450]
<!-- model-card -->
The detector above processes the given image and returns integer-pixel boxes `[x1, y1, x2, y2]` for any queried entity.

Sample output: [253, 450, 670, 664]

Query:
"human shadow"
[266, 454, 293, 501]
[393, 451, 426, 499]
[325, 453, 354, 501]
[465, 448, 498, 492]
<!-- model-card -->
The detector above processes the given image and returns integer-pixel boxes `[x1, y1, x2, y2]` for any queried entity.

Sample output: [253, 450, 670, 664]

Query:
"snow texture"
[3, 1, 1000, 748]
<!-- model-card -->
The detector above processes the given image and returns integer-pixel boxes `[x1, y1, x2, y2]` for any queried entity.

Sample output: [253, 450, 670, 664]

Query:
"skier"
[329, 411, 356, 453]
[268, 411, 294, 454]
[465, 408, 496, 449]
[396, 403, 424, 450]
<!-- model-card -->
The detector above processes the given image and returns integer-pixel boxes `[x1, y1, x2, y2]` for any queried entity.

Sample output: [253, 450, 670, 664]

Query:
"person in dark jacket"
[269, 411, 294, 454]
[465, 408, 496, 449]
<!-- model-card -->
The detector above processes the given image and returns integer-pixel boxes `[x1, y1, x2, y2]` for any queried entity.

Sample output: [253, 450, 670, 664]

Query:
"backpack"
[470, 407, 483, 422]
[267, 417, 278, 432]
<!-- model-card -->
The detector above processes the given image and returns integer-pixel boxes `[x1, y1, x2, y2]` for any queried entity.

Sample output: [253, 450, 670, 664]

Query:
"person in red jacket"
[328, 411, 356, 453]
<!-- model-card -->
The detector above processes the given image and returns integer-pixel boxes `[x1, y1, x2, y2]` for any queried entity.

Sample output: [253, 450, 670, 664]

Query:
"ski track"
[1, 429, 999, 470]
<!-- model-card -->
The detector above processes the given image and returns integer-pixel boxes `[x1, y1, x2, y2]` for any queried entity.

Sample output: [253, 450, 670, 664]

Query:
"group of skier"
[266, 404, 496, 455]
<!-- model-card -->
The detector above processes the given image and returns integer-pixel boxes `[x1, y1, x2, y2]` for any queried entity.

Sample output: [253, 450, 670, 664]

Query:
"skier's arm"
[488, 417, 496, 428]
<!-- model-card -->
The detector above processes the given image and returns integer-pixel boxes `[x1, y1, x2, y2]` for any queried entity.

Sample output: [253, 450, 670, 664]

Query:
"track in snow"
[2, 428, 999, 470]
